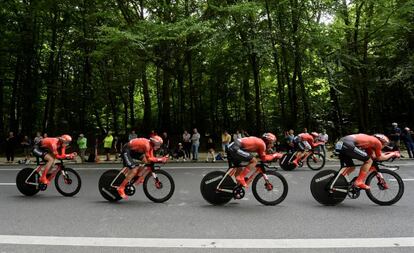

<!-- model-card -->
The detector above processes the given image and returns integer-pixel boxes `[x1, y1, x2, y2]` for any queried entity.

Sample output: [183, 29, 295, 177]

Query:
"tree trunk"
[142, 65, 151, 132]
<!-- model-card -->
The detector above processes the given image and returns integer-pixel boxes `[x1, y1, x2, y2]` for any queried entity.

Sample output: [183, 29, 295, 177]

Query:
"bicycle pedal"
[39, 183, 48, 191]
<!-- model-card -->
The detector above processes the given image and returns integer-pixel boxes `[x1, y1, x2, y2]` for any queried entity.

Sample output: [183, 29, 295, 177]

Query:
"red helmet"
[262, 133, 276, 144]
[149, 135, 163, 148]
[373, 134, 390, 145]
[311, 132, 319, 138]
[60, 134, 72, 144]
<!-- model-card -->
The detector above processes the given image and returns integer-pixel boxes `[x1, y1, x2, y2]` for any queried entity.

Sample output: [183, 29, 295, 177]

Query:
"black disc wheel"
[200, 171, 235, 205]
[279, 153, 297, 171]
[310, 170, 348, 206]
[306, 153, 326, 171]
[98, 169, 124, 202]
[143, 169, 175, 203]
[365, 169, 404, 206]
[55, 168, 82, 197]
[16, 168, 40, 196]
[252, 170, 288, 206]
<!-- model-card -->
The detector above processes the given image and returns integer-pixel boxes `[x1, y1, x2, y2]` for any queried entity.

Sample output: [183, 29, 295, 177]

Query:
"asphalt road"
[0, 160, 413, 253]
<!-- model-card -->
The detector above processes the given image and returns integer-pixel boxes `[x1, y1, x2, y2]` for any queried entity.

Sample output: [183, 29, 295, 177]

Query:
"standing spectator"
[182, 130, 191, 159]
[103, 131, 114, 161]
[21, 135, 32, 164]
[286, 129, 295, 152]
[318, 129, 329, 156]
[241, 129, 249, 138]
[77, 134, 87, 163]
[43, 133, 48, 138]
[33, 132, 43, 165]
[303, 128, 308, 133]
[390, 122, 401, 150]
[161, 132, 170, 156]
[191, 128, 200, 161]
[402, 127, 414, 158]
[206, 135, 216, 162]
[113, 136, 120, 161]
[5, 132, 16, 163]
[128, 130, 137, 141]
[221, 130, 231, 153]
[233, 130, 242, 141]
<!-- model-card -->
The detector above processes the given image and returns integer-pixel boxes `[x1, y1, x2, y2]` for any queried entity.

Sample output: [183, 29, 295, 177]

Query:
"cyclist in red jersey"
[117, 135, 168, 199]
[291, 132, 323, 167]
[32, 134, 76, 184]
[335, 133, 400, 190]
[226, 133, 283, 187]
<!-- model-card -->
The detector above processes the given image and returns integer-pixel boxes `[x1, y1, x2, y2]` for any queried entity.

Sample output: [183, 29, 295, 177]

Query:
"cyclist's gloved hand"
[272, 153, 283, 160]
[393, 151, 401, 159]
[156, 156, 168, 163]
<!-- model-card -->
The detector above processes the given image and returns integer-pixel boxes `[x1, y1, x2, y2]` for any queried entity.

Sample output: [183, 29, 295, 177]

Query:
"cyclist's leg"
[235, 157, 256, 187]
[118, 146, 138, 199]
[342, 144, 371, 190]
[41, 154, 55, 184]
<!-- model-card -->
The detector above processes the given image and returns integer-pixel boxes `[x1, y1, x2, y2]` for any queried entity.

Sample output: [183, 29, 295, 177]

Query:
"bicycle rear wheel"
[365, 169, 404, 206]
[16, 168, 40, 196]
[55, 168, 82, 197]
[252, 170, 288, 206]
[98, 169, 124, 202]
[310, 170, 347, 206]
[306, 153, 325, 171]
[200, 171, 235, 205]
[279, 153, 296, 171]
[143, 169, 175, 203]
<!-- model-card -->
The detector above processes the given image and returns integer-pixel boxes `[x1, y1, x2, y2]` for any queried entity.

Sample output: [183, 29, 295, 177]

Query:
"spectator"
[182, 130, 192, 159]
[43, 133, 48, 138]
[286, 129, 295, 152]
[303, 128, 308, 133]
[128, 130, 137, 141]
[21, 135, 32, 164]
[161, 132, 170, 156]
[103, 131, 114, 161]
[206, 135, 216, 163]
[77, 134, 87, 163]
[390, 122, 401, 150]
[402, 127, 414, 158]
[318, 129, 329, 156]
[221, 130, 231, 153]
[233, 130, 242, 141]
[149, 130, 157, 138]
[5, 132, 16, 163]
[113, 136, 120, 161]
[33, 132, 43, 165]
[241, 129, 249, 138]
[191, 128, 200, 161]
[172, 143, 186, 161]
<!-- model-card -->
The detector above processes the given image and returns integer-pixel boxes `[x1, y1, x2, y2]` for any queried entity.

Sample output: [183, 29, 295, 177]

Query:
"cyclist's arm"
[145, 150, 167, 163]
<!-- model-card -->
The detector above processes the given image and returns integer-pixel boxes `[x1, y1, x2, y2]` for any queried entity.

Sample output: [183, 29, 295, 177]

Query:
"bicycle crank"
[233, 186, 245, 200]
[347, 185, 361, 199]
[125, 183, 136, 196]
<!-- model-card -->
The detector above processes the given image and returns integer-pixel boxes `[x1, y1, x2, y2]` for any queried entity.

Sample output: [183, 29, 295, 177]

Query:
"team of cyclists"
[30, 128, 401, 199]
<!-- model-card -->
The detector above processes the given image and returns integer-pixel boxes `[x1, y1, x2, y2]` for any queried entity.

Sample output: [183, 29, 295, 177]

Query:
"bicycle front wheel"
[252, 171, 288, 206]
[306, 153, 326, 171]
[365, 169, 404, 206]
[143, 169, 175, 203]
[55, 168, 82, 197]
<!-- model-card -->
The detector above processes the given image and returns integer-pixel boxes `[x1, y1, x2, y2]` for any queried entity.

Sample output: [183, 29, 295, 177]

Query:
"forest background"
[0, 0, 413, 144]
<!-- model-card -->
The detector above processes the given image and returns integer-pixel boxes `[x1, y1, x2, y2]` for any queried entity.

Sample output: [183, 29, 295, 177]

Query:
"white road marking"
[0, 183, 15, 186]
[0, 235, 413, 248]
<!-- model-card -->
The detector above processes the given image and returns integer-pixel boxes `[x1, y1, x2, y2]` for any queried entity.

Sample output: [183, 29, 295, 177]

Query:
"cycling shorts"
[227, 140, 254, 166]
[32, 146, 48, 159]
[121, 144, 143, 169]
[335, 137, 369, 167]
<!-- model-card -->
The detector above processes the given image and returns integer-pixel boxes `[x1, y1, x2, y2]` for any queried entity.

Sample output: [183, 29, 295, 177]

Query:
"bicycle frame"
[328, 162, 399, 194]
[24, 161, 65, 186]
[216, 163, 269, 193]
[110, 163, 159, 188]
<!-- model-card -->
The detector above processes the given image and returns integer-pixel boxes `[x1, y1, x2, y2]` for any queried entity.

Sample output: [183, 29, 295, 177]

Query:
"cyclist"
[227, 133, 282, 187]
[335, 133, 400, 190]
[117, 135, 168, 199]
[291, 132, 323, 167]
[32, 134, 76, 184]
